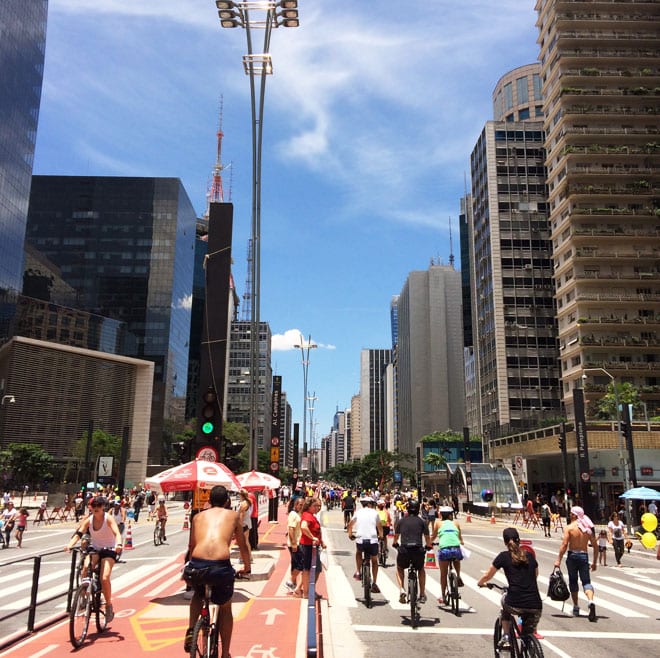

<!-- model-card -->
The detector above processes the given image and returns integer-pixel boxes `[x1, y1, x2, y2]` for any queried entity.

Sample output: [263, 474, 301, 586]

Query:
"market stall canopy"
[145, 459, 240, 493]
[236, 469, 281, 491]
[618, 486, 660, 500]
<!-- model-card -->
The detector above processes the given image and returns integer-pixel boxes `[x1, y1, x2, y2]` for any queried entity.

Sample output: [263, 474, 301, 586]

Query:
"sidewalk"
[1, 503, 323, 658]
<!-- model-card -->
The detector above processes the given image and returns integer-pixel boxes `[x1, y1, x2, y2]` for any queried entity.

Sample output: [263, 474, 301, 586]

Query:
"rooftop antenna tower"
[204, 96, 230, 221]
[448, 216, 455, 268]
[241, 239, 253, 321]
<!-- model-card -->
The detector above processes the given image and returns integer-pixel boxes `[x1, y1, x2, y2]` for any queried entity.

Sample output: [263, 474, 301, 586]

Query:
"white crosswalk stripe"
[331, 553, 660, 621]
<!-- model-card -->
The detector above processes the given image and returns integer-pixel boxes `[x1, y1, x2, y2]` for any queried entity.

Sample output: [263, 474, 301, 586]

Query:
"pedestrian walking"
[554, 506, 598, 621]
[607, 512, 626, 567]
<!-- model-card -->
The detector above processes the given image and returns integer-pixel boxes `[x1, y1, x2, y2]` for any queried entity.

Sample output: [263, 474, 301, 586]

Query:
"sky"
[33, 0, 541, 442]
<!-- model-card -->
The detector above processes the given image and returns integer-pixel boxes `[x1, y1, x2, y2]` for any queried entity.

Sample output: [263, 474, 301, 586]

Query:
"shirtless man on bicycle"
[184, 485, 251, 658]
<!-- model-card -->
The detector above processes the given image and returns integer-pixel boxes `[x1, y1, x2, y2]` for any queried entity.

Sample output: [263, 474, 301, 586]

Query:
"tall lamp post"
[294, 334, 316, 477]
[582, 367, 632, 531]
[215, 1, 299, 469]
[307, 392, 317, 477]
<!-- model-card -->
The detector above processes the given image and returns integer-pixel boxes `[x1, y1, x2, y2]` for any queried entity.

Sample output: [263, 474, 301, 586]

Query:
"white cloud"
[271, 329, 335, 352]
[174, 294, 193, 310]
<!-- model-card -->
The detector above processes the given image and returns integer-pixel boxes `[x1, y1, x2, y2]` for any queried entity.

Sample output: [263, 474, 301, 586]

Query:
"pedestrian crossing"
[326, 543, 660, 622]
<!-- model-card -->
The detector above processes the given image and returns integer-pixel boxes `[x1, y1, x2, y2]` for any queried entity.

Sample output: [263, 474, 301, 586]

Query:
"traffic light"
[199, 386, 220, 439]
[224, 441, 244, 473]
[171, 441, 189, 464]
[558, 435, 565, 452]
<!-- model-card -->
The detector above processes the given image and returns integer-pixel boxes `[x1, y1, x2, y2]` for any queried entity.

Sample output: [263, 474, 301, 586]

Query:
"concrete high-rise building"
[535, 0, 660, 418]
[350, 394, 361, 460]
[359, 348, 392, 454]
[25, 176, 197, 464]
[0, 0, 47, 340]
[467, 64, 561, 449]
[396, 265, 464, 457]
[226, 320, 272, 449]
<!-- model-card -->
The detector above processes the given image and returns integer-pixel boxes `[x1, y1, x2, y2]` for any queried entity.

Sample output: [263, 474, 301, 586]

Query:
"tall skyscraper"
[535, 0, 660, 419]
[467, 64, 561, 448]
[226, 319, 273, 449]
[0, 0, 48, 339]
[396, 265, 464, 456]
[25, 176, 197, 464]
[359, 348, 392, 454]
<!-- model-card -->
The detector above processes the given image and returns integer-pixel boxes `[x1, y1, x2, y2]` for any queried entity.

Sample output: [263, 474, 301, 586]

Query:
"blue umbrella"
[618, 486, 660, 500]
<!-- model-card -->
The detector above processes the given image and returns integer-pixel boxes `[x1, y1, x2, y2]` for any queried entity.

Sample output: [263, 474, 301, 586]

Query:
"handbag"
[460, 545, 471, 559]
[547, 566, 570, 601]
[319, 547, 329, 570]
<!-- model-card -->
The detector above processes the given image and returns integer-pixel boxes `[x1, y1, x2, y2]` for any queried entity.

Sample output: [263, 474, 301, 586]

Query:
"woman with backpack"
[607, 511, 627, 567]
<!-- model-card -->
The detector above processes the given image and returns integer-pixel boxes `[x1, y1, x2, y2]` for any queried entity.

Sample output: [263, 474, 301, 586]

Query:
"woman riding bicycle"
[477, 527, 542, 650]
[66, 496, 123, 623]
[431, 505, 464, 605]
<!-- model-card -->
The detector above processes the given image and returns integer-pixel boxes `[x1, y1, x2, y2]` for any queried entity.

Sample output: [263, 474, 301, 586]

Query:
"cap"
[360, 496, 375, 504]
[503, 527, 520, 544]
[439, 506, 454, 513]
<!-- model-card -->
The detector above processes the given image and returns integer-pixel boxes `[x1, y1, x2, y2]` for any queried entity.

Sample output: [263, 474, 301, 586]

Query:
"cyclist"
[184, 485, 250, 657]
[66, 496, 123, 623]
[376, 499, 392, 555]
[342, 490, 356, 530]
[348, 496, 383, 593]
[156, 496, 168, 540]
[392, 499, 431, 604]
[431, 505, 464, 605]
[477, 527, 542, 650]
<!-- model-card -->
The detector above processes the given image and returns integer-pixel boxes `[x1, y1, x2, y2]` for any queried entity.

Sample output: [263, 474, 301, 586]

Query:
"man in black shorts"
[342, 490, 356, 529]
[392, 499, 432, 604]
[184, 486, 251, 657]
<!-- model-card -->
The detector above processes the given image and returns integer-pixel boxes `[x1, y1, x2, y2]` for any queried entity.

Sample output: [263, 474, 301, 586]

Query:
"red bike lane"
[1, 506, 318, 658]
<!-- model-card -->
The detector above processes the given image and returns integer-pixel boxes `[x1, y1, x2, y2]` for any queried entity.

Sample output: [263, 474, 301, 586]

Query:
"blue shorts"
[437, 546, 463, 562]
[566, 551, 593, 593]
[185, 558, 235, 605]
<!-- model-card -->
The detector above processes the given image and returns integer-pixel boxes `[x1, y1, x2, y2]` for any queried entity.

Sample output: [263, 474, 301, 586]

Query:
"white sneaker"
[285, 581, 296, 591]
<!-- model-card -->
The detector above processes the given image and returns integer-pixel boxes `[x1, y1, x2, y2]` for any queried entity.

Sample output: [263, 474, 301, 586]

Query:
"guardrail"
[0, 548, 77, 650]
[307, 545, 319, 657]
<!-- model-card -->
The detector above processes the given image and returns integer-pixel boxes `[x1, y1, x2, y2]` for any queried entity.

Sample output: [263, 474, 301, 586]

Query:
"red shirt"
[300, 511, 321, 546]
[248, 492, 258, 519]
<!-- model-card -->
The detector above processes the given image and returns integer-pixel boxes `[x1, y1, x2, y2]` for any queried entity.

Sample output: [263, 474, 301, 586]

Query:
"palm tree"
[424, 452, 447, 471]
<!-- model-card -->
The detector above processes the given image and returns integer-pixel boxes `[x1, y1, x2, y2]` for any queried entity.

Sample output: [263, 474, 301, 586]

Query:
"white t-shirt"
[352, 507, 381, 543]
[608, 520, 625, 541]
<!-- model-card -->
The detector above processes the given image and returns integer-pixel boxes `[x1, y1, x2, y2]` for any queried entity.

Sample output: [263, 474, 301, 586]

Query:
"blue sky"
[34, 0, 540, 441]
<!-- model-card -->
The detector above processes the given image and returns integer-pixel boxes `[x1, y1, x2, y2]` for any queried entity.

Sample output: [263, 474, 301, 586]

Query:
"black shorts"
[356, 541, 379, 557]
[96, 548, 120, 563]
[299, 544, 322, 572]
[289, 546, 304, 572]
[396, 545, 426, 571]
[185, 558, 235, 605]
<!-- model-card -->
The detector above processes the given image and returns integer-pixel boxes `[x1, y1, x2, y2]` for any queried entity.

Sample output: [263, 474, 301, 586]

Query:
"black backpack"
[547, 567, 570, 602]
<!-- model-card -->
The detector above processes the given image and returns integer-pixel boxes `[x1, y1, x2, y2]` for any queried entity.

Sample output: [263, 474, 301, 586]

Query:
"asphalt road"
[322, 508, 660, 658]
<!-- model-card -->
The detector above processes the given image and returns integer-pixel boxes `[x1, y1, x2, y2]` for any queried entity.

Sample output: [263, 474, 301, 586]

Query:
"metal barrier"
[0, 548, 76, 650]
[306, 545, 319, 657]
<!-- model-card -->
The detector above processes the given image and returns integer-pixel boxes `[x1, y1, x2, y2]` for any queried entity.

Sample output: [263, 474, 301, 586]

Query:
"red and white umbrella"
[145, 459, 241, 493]
[236, 469, 281, 491]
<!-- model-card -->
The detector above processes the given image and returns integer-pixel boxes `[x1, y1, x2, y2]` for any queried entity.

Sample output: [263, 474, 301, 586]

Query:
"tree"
[595, 382, 643, 420]
[420, 430, 463, 444]
[4, 443, 54, 489]
[69, 429, 122, 483]
[424, 451, 447, 471]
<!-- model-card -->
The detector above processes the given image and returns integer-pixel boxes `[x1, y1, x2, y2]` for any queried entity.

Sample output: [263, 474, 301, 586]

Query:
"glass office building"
[0, 0, 48, 338]
[25, 176, 197, 463]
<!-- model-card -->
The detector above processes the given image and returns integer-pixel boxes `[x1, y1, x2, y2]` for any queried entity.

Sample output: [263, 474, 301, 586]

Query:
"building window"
[504, 82, 513, 110]
[533, 74, 542, 101]
[516, 76, 528, 104]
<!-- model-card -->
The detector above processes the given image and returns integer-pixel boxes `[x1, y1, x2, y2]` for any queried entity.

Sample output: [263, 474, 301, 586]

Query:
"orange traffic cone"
[466, 509, 472, 523]
[182, 510, 190, 530]
[124, 520, 134, 550]
[490, 511, 496, 524]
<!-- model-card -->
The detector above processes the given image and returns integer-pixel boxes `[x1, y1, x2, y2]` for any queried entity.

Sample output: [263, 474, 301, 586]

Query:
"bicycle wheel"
[191, 614, 212, 658]
[154, 521, 161, 546]
[95, 588, 108, 632]
[521, 635, 544, 658]
[408, 571, 419, 629]
[69, 585, 92, 648]
[379, 541, 387, 567]
[448, 571, 461, 617]
[362, 560, 372, 608]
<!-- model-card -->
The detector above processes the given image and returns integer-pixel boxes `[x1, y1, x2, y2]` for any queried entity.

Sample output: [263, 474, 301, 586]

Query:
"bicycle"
[154, 518, 165, 546]
[486, 583, 544, 658]
[69, 546, 109, 648]
[190, 582, 220, 658]
[360, 544, 373, 608]
[378, 536, 388, 567]
[393, 543, 423, 629]
[434, 543, 461, 616]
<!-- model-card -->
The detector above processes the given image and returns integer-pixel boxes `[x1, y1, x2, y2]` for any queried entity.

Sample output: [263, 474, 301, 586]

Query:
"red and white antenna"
[204, 96, 230, 219]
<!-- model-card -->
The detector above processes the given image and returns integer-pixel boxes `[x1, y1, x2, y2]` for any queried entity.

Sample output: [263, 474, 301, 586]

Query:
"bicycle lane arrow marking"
[260, 608, 285, 625]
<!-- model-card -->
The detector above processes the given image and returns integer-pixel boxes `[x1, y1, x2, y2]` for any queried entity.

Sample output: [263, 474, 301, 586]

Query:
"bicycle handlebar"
[484, 582, 507, 591]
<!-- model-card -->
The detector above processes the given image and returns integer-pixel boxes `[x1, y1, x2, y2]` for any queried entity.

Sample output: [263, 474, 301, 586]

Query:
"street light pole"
[307, 392, 317, 477]
[216, 1, 299, 469]
[294, 334, 316, 478]
[582, 367, 632, 531]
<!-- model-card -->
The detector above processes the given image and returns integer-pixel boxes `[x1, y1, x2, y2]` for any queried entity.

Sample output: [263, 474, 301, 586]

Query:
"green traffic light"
[202, 421, 214, 434]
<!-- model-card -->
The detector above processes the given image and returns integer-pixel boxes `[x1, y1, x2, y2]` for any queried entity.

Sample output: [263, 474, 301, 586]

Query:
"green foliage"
[3, 443, 55, 488]
[595, 381, 643, 420]
[324, 450, 414, 490]
[72, 429, 122, 463]
[420, 430, 464, 443]
[424, 452, 447, 470]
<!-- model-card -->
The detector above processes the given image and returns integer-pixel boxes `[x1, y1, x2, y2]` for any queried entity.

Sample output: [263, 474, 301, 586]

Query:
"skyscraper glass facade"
[0, 0, 47, 338]
[25, 176, 197, 462]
